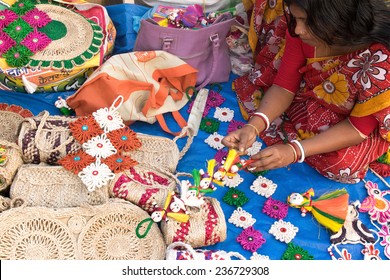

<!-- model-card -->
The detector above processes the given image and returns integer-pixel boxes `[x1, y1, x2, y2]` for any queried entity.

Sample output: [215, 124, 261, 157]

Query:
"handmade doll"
[287, 188, 349, 233]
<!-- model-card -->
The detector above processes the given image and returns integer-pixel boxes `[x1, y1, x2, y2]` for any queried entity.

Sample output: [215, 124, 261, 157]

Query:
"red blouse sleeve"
[273, 31, 313, 93]
[349, 115, 379, 137]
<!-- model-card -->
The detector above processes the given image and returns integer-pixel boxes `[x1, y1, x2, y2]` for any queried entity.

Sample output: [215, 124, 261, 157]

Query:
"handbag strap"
[162, 33, 221, 90]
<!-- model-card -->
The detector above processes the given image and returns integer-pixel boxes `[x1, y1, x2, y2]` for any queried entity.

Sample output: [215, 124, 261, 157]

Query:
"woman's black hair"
[283, 0, 390, 48]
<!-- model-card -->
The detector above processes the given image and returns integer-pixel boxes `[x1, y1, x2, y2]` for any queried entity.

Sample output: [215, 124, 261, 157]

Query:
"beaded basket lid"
[0, 0, 103, 70]
[0, 199, 166, 260]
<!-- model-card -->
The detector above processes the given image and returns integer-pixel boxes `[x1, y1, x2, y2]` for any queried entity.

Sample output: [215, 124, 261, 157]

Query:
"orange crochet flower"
[106, 127, 142, 152]
[69, 115, 104, 143]
[58, 150, 95, 174]
[102, 154, 138, 173]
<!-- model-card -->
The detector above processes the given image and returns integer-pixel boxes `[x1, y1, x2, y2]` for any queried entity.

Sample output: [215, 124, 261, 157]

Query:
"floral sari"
[261, 44, 390, 183]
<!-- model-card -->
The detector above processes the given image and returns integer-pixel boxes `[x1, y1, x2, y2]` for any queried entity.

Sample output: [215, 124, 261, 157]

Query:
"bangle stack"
[286, 143, 298, 163]
[249, 112, 270, 130]
[290, 140, 305, 163]
[244, 123, 259, 136]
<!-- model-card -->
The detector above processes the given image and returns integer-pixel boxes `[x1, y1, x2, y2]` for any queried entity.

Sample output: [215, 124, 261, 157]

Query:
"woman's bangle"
[250, 112, 270, 130]
[244, 123, 259, 136]
[286, 143, 298, 163]
[290, 140, 305, 163]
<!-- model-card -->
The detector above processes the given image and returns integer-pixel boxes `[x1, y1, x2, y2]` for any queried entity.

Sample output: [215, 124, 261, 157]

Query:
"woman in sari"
[222, 0, 390, 183]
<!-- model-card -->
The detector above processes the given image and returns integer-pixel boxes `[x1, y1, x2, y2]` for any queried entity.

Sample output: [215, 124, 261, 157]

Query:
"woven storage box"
[160, 197, 227, 248]
[10, 164, 109, 208]
[0, 199, 166, 260]
[0, 140, 24, 192]
[17, 111, 82, 165]
[109, 164, 178, 213]
[123, 133, 181, 173]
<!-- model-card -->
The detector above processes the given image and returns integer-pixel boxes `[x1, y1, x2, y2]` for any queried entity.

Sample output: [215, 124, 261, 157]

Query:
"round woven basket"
[0, 199, 166, 260]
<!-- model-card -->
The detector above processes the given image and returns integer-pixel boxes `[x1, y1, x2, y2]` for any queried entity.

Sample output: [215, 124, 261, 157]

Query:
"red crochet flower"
[102, 154, 138, 173]
[106, 126, 142, 152]
[69, 115, 104, 144]
[58, 150, 95, 174]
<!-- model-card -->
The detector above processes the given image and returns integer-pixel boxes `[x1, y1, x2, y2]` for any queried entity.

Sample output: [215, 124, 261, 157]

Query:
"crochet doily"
[0, 200, 166, 260]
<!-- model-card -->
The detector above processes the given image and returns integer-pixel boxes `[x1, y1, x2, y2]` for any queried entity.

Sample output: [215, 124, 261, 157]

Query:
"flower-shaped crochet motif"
[102, 154, 138, 173]
[69, 116, 104, 143]
[0, 9, 18, 28]
[22, 8, 51, 28]
[250, 176, 277, 198]
[223, 173, 244, 188]
[223, 188, 249, 208]
[246, 141, 263, 156]
[3, 17, 33, 43]
[227, 120, 245, 133]
[200, 117, 220, 134]
[214, 107, 234, 122]
[250, 252, 270, 260]
[269, 220, 299, 243]
[3, 44, 31, 67]
[262, 197, 289, 220]
[93, 106, 125, 133]
[11, 0, 35, 15]
[78, 161, 115, 192]
[0, 33, 16, 55]
[106, 127, 142, 152]
[21, 30, 51, 53]
[236, 226, 266, 252]
[82, 134, 117, 159]
[228, 207, 256, 228]
[205, 132, 225, 150]
[281, 242, 314, 260]
[58, 150, 95, 174]
[206, 90, 225, 107]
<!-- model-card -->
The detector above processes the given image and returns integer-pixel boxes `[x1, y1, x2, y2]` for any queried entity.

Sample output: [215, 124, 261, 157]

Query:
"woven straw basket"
[0, 199, 166, 260]
[0, 140, 24, 192]
[18, 111, 82, 165]
[10, 164, 109, 208]
[109, 164, 178, 213]
[0, 110, 26, 143]
[161, 197, 227, 248]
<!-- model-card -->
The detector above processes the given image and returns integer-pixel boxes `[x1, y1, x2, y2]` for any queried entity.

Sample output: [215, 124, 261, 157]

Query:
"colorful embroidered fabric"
[228, 207, 256, 229]
[281, 242, 314, 260]
[269, 220, 299, 243]
[236, 226, 266, 252]
[262, 197, 288, 220]
[59, 96, 141, 192]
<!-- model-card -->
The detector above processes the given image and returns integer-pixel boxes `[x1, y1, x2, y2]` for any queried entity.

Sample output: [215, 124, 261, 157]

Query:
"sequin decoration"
[281, 242, 314, 260]
[214, 107, 234, 122]
[228, 207, 256, 228]
[223, 188, 249, 208]
[250, 252, 270, 260]
[78, 160, 115, 192]
[250, 176, 277, 198]
[200, 117, 220, 134]
[223, 173, 244, 188]
[205, 132, 225, 150]
[246, 141, 263, 157]
[269, 220, 299, 243]
[236, 226, 266, 252]
[262, 197, 289, 220]
[227, 120, 245, 133]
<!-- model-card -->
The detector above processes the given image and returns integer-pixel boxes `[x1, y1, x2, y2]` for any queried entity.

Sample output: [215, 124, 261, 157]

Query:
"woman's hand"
[247, 144, 296, 172]
[221, 125, 258, 154]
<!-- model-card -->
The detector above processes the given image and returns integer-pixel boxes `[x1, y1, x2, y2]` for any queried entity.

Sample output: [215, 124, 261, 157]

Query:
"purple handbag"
[134, 13, 235, 89]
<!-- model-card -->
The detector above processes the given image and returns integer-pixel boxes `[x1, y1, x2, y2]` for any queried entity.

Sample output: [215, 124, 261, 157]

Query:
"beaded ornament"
[213, 107, 234, 122]
[281, 242, 314, 260]
[59, 96, 141, 192]
[250, 176, 277, 198]
[236, 226, 266, 252]
[262, 197, 289, 220]
[268, 220, 299, 243]
[228, 207, 256, 228]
